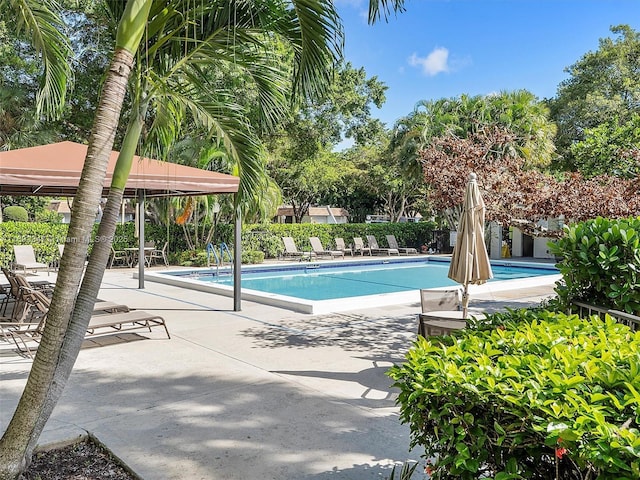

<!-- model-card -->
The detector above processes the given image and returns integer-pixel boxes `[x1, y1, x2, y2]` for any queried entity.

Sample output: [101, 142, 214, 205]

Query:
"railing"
[571, 300, 640, 331]
[206, 243, 234, 278]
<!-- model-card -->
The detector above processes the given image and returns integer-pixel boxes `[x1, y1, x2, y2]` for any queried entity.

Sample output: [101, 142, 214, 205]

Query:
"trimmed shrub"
[3, 206, 29, 222]
[241, 250, 264, 264]
[0, 222, 69, 266]
[389, 309, 640, 479]
[549, 216, 640, 314]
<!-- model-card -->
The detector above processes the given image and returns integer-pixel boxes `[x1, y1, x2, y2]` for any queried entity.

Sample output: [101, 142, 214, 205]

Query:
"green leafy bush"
[549, 216, 640, 313]
[241, 250, 264, 264]
[3, 206, 29, 222]
[35, 209, 63, 223]
[389, 309, 640, 479]
[174, 250, 209, 267]
[0, 222, 70, 266]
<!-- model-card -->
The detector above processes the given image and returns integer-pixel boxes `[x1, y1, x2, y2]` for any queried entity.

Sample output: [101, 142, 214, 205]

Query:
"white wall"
[533, 237, 555, 259]
[511, 227, 523, 257]
[489, 222, 502, 259]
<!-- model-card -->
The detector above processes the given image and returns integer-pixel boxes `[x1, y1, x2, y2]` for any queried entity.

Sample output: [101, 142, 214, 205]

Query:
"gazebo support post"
[138, 190, 145, 289]
[233, 197, 241, 311]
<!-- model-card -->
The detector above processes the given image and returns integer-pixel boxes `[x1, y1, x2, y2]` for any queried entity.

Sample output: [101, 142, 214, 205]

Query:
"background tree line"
[2, 16, 639, 230]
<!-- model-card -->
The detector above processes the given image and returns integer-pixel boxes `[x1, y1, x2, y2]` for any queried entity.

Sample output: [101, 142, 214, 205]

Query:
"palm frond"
[368, 0, 406, 24]
[8, 0, 72, 119]
[285, 0, 344, 102]
[149, 78, 266, 205]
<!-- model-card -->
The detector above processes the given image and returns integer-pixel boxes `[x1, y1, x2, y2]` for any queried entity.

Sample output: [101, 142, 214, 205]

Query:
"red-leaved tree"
[419, 127, 640, 235]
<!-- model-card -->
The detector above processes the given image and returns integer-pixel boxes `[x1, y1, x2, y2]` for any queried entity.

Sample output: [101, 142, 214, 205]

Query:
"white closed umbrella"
[448, 172, 493, 318]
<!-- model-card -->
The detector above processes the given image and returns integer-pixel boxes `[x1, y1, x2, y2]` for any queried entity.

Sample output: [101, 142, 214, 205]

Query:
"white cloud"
[409, 47, 450, 76]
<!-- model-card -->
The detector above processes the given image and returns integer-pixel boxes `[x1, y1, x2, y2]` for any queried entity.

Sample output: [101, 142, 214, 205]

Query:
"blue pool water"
[166, 258, 557, 302]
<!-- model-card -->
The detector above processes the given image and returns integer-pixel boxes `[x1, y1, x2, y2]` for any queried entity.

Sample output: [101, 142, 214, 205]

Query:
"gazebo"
[0, 141, 242, 309]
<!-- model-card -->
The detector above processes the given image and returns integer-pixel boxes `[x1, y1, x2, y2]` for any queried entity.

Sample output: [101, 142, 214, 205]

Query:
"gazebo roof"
[0, 141, 239, 198]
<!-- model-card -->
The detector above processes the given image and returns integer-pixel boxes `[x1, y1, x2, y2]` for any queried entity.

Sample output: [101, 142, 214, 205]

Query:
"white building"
[275, 206, 349, 224]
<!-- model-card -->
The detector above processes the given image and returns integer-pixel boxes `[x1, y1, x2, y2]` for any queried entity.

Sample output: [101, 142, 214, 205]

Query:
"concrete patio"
[0, 267, 557, 479]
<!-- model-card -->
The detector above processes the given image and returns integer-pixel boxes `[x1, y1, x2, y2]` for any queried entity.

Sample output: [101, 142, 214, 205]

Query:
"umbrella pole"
[462, 283, 469, 319]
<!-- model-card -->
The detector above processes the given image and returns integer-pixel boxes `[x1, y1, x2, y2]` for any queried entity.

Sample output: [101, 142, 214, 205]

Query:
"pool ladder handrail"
[206, 242, 234, 278]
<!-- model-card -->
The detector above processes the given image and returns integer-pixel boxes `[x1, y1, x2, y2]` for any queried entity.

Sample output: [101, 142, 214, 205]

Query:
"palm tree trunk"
[44, 102, 146, 430]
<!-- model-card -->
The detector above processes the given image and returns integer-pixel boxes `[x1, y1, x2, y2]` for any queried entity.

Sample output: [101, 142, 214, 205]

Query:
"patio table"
[124, 247, 154, 267]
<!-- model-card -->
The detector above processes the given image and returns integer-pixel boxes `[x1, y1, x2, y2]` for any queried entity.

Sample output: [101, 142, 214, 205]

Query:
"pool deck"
[1, 258, 558, 479]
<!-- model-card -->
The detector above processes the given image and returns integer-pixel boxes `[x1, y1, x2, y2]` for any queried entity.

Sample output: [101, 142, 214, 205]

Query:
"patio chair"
[417, 288, 462, 337]
[143, 241, 156, 266]
[1, 268, 52, 321]
[0, 282, 15, 317]
[352, 237, 372, 256]
[109, 246, 129, 268]
[366, 235, 399, 256]
[149, 241, 169, 266]
[13, 245, 50, 275]
[334, 237, 353, 256]
[309, 237, 344, 259]
[386, 235, 418, 255]
[281, 237, 315, 261]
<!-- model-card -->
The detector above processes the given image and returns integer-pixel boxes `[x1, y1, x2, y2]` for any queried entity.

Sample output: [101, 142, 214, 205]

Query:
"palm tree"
[0, 0, 153, 476]
[0, 2, 407, 478]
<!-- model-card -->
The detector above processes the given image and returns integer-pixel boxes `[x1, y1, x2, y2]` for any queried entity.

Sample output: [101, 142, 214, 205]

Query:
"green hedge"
[550, 216, 640, 314]
[0, 222, 70, 266]
[0, 220, 438, 267]
[389, 309, 640, 479]
[242, 221, 436, 258]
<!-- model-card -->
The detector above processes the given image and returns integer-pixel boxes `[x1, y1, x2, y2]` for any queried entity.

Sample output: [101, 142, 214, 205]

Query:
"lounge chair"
[281, 237, 315, 261]
[386, 235, 418, 255]
[3, 289, 169, 358]
[13, 245, 50, 275]
[366, 235, 399, 256]
[309, 237, 344, 259]
[352, 237, 372, 256]
[334, 238, 353, 256]
[1, 269, 54, 321]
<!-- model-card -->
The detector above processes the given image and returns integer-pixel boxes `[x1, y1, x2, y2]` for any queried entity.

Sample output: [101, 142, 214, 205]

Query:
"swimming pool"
[145, 257, 560, 314]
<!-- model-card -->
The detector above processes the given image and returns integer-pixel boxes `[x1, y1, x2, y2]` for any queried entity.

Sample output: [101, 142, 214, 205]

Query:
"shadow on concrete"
[241, 313, 418, 356]
[2, 365, 423, 480]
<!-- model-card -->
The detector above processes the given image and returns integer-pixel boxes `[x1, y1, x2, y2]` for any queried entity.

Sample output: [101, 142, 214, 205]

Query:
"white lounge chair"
[352, 237, 372, 256]
[386, 235, 418, 255]
[309, 237, 344, 259]
[13, 245, 49, 275]
[4, 289, 169, 359]
[366, 235, 399, 256]
[281, 237, 315, 261]
[334, 238, 353, 256]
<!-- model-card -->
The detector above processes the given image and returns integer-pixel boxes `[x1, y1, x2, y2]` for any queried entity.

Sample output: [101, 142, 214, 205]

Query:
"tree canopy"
[550, 24, 640, 170]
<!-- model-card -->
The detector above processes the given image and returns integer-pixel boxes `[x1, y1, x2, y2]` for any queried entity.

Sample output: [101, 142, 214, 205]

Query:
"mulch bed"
[20, 438, 138, 480]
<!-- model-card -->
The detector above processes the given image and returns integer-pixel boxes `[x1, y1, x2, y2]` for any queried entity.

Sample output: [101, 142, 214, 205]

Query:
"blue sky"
[335, 0, 638, 128]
